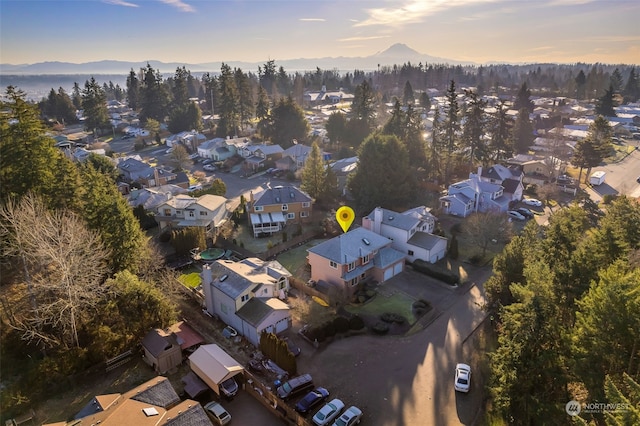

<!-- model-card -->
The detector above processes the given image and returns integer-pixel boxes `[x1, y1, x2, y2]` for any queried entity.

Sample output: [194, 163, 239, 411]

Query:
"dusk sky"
[1, 0, 639, 66]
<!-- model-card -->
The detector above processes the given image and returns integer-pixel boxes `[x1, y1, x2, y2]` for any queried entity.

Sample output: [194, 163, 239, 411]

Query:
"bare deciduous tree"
[0, 194, 110, 349]
[463, 212, 513, 257]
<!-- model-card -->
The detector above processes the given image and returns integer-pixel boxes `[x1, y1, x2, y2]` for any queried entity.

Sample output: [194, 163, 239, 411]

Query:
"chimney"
[374, 207, 382, 234]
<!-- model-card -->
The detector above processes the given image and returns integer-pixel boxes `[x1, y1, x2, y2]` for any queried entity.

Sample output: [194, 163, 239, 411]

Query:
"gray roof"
[373, 246, 407, 269]
[211, 266, 253, 299]
[164, 404, 212, 426]
[282, 143, 312, 158]
[130, 378, 181, 408]
[308, 227, 392, 264]
[253, 186, 312, 206]
[236, 298, 273, 327]
[141, 329, 174, 357]
[365, 207, 419, 231]
[408, 232, 447, 250]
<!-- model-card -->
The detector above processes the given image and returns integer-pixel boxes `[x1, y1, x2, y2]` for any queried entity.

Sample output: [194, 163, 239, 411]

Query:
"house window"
[163, 209, 171, 216]
[220, 303, 228, 314]
[408, 250, 414, 256]
[347, 262, 355, 272]
[300, 211, 308, 218]
[254, 205, 263, 212]
[362, 254, 369, 264]
[282, 204, 288, 211]
[188, 211, 195, 218]
[200, 211, 208, 216]
[350, 277, 358, 286]
[241, 294, 249, 302]
[330, 261, 337, 269]
[287, 213, 295, 219]
[302, 202, 310, 208]
[176, 210, 183, 216]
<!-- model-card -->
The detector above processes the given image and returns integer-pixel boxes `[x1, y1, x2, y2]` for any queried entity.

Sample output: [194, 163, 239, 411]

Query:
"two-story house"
[478, 165, 524, 202]
[362, 206, 448, 264]
[197, 137, 238, 161]
[117, 156, 178, 188]
[275, 144, 330, 172]
[155, 194, 229, 235]
[241, 143, 284, 171]
[247, 186, 313, 237]
[201, 258, 292, 346]
[440, 168, 511, 217]
[307, 227, 406, 300]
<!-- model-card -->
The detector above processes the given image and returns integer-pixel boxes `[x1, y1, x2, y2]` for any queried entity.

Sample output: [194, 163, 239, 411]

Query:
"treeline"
[0, 87, 181, 418]
[485, 199, 640, 423]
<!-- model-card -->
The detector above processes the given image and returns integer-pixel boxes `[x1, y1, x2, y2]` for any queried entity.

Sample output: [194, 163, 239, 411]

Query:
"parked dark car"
[515, 207, 534, 219]
[277, 374, 314, 400]
[295, 387, 329, 414]
[284, 337, 301, 357]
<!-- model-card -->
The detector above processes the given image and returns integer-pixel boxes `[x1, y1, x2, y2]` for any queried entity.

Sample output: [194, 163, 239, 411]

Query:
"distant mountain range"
[0, 44, 475, 75]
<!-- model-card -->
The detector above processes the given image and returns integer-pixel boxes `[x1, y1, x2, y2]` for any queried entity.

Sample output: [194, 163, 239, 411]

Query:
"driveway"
[293, 268, 492, 426]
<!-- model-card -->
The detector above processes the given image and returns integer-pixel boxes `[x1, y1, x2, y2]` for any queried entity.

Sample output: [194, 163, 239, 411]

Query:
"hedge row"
[303, 315, 364, 342]
[411, 259, 459, 285]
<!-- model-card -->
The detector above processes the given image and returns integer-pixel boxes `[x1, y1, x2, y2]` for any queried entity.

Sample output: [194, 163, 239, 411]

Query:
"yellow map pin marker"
[336, 206, 355, 233]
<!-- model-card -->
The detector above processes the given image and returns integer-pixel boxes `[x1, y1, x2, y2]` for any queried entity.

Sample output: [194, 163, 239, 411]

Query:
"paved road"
[585, 145, 640, 201]
[296, 270, 491, 426]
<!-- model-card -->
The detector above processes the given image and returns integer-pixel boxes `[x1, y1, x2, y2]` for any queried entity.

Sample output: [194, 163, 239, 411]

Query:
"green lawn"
[276, 239, 323, 279]
[178, 266, 202, 288]
[345, 292, 417, 324]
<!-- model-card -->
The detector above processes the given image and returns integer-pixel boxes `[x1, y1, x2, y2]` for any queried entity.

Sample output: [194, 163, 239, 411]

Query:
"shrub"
[159, 231, 171, 243]
[349, 315, 365, 330]
[448, 234, 459, 259]
[450, 223, 463, 235]
[411, 260, 459, 285]
[333, 316, 349, 333]
[371, 322, 389, 334]
[323, 321, 336, 337]
[380, 312, 406, 324]
[468, 254, 484, 265]
[602, 194, 618, 204]
[412, 299, 432, 318]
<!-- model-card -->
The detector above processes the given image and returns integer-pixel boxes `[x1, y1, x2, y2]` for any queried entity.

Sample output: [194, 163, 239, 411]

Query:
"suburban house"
[128, 184, 189, 211]
[519, 159, 555, 185]
[44, 376, 211, 426]
[197, 137, 238, 161]
[440, 168, 511, 217]
[165, 130, 206, 152]
[362, 206, 448, 264]
[155, 194, 229, 235]
[117, 156, 178, 188]
[141, 321, 205, 374]
[307, 227, 406, 300]
[247, 185, 313, 237]
[303, 86, 354, 108]
[241, 144, 284, 171]
[329, 156, 358, 197]
[478, 165, 524, 202]
[276, 144, 313, 171]
[201, 258, 292, 346]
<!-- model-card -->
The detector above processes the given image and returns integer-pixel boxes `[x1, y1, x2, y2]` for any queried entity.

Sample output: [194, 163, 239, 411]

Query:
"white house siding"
[212, 287, 244, 332]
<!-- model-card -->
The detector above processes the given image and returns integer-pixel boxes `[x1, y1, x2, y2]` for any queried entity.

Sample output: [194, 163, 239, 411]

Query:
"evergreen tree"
[488, 100, 513, 163]
[325, 111, 347, 146]
[171, 66, 190, 106]
[461, 89, 488, 165]
[269, 96, 310, 148]
[255, 85, 271, 139]
[216, 63, 239, 138]
[351, 80, 376, 129]
[623, 67, 639, 103]
[139, 63, 170, 123]
[426, 106, 443, 181]
[0, 87, 57, 203]
[571, 116, 613, 182]
[513, 82, 534, 113]
[347, 133, 417, 213]
[442, 80, 460, 184]
[610, 68, 624, 93]
[575, 69, 587, 100]
[300, 142, 326, 200]
[234, 67, 254, 130]
[78, 163, 148, 273]
[419, 91, 431, 111]
[71, 82, 82, 110]
[512, 109, 534, 154]
[402, 80, 415, 105]
[595, 85, 617, 117]
[126, 69, 140, 110]
[82, 77, 110, 136]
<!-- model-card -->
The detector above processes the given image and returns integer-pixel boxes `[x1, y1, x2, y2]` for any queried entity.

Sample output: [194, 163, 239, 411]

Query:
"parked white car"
[332, 406, 362, 426]
[522, 198, 542, 207]
[204, 401, 231, 425]
[313, 398, 345, 426]
[454, 363, 472, 393]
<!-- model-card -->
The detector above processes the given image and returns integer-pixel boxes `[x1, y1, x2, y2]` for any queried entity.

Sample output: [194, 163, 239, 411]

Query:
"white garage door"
[274, 317, 290, 333]
[393, 263, 403, 275]
[383, 267, 393, 281]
